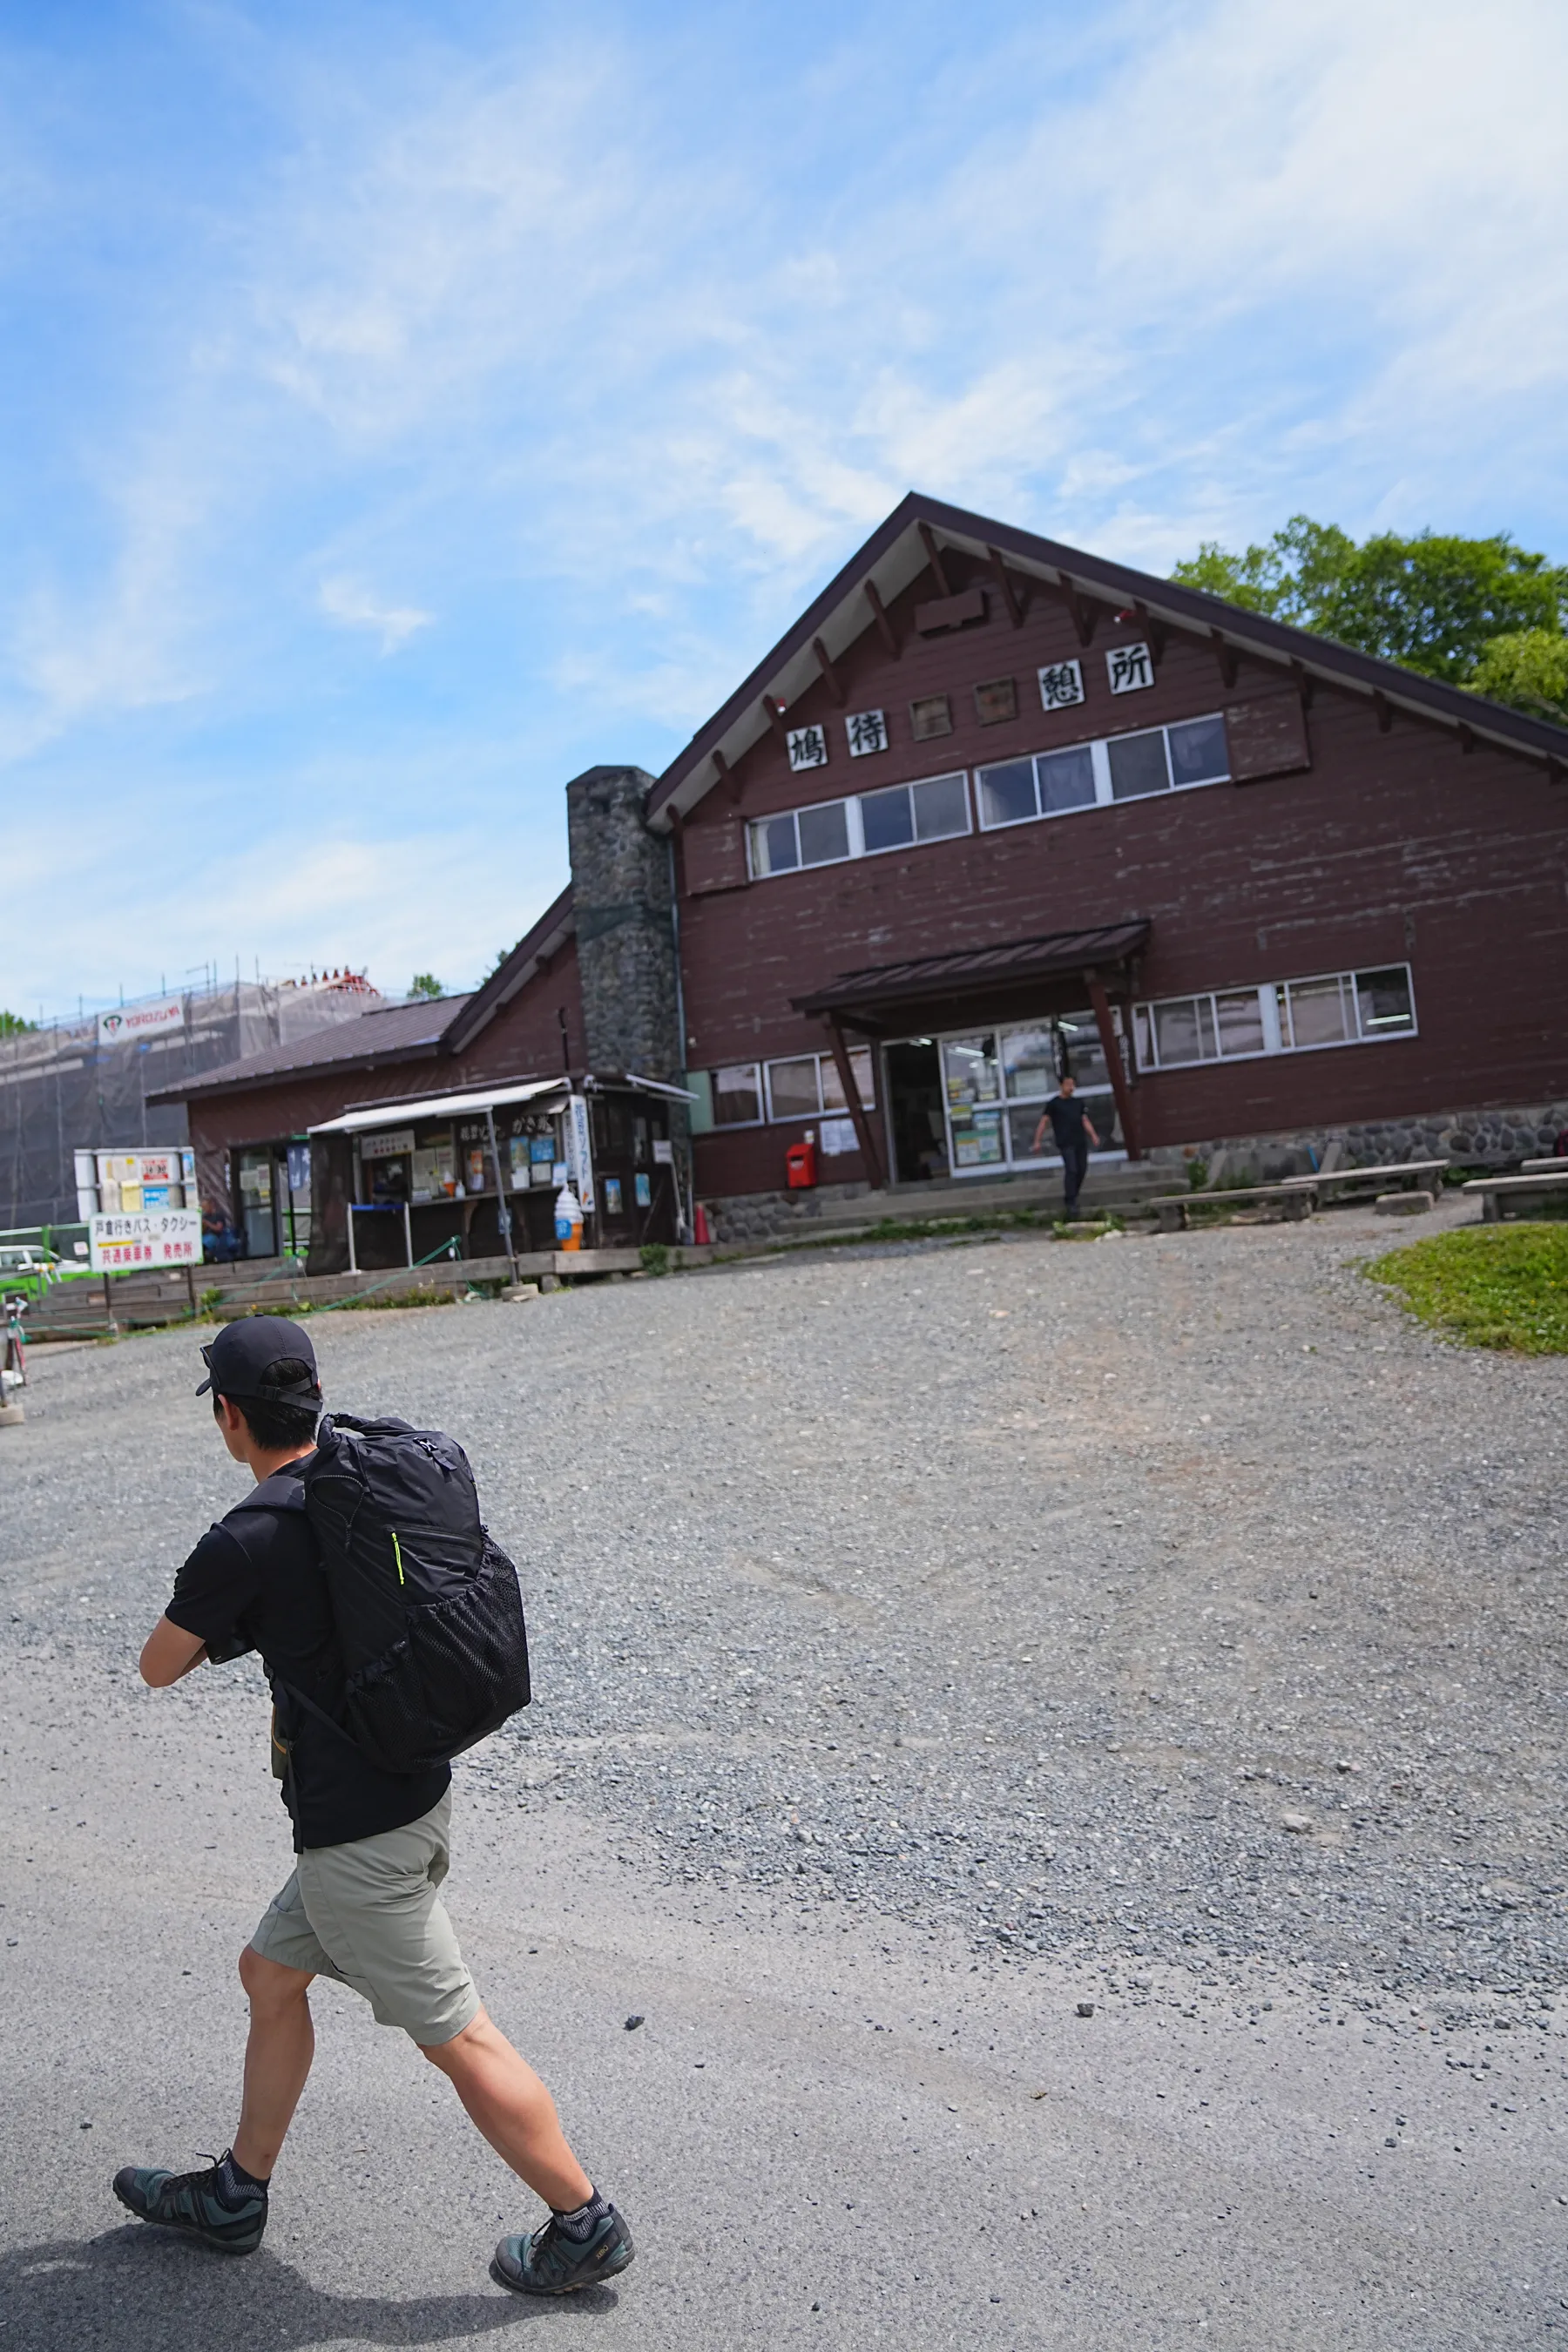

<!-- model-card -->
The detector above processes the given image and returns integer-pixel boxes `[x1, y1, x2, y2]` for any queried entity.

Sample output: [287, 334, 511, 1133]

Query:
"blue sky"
[3, 0, 1565, 1018]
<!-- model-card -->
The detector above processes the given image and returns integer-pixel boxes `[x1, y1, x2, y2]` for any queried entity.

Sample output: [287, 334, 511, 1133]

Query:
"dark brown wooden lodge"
[157, 492, 1568, 1253]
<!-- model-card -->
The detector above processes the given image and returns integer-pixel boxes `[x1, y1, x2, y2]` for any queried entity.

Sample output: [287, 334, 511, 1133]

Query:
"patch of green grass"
[1367, 1223, 1568, 1354]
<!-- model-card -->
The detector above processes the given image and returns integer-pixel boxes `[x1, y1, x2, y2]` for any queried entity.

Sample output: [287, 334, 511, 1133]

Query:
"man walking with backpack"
[114, 1317, 633, 2299]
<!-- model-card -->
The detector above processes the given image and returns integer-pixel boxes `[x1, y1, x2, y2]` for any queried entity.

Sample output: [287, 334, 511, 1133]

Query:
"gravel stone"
[3, 1199, 1565, 2017]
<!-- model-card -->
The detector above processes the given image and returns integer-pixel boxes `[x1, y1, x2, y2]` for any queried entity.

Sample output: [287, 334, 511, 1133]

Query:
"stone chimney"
[564, 764, 680, 1080]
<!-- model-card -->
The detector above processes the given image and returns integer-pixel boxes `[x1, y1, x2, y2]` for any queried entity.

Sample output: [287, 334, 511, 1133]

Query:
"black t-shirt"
[166, 1456, 449, 1852]
[1044, 1093, 1090, 1150]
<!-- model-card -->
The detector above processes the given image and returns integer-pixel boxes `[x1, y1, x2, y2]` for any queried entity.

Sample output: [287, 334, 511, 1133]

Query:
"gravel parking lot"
[3, 1203, 1565, 2347]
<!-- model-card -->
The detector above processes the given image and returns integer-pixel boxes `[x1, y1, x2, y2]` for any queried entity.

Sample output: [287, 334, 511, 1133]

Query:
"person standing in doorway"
[1032, 1072, 1100, 1218]
[113, 1316, 634, 2300]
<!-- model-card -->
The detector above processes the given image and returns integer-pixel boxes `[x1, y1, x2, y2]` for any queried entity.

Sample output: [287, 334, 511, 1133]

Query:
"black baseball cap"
[197, 1317, 321, 1404]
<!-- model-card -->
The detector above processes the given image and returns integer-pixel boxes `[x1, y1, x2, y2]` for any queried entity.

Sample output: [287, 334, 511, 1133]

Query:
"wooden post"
[822, 1020, 884, 1190]
[1085, 971, 1141, 1161]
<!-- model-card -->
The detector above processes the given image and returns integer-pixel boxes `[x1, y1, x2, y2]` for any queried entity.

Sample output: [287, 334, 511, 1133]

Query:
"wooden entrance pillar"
[821, 1018, 885, 1190]
[1084, 970, 1141, 1160]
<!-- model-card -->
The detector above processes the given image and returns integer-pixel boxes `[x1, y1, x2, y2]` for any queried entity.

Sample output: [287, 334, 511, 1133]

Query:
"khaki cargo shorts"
[248, 1791, 481, 2047]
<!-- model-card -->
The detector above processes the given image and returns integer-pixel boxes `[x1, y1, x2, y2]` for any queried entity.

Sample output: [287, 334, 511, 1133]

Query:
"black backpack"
[245, 1412, 531, 1774]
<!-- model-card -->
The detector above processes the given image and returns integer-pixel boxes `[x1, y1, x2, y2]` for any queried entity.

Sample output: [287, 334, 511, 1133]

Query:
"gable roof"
[148, 994, 473, 1105]
[646, 491, 1568, 828]
[440, 883, 575, 1055]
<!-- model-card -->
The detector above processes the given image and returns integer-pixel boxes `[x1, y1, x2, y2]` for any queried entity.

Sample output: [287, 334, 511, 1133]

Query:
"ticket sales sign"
[89, 1207, 203, 1273]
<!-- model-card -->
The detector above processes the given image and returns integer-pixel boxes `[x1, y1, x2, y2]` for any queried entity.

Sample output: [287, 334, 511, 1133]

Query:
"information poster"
[89, 1208, 203, 1273]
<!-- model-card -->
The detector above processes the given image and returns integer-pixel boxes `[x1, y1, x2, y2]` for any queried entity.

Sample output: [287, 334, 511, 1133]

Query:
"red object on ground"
[786, 1139, 817, 1189]
[693, 1203, 713, 1245]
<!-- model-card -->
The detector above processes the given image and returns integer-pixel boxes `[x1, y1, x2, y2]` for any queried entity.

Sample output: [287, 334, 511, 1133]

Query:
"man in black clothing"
[113, 1316, 633, 2298]
[1031, 1073, 1101, 1216]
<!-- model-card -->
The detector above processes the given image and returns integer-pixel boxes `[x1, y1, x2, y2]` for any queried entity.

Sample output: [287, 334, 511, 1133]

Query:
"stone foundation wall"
[702, 1179, 872, 1242]
[705, 1097, 1568, 1232]
[1146, 1097, 1568, 1186]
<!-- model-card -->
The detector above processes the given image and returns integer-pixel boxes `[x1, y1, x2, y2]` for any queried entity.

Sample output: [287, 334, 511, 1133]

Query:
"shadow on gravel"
[1, 2231, 621, 2348]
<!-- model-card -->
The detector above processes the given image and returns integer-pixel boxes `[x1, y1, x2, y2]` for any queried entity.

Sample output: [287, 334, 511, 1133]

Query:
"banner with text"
[89, 1208, 203, 1274]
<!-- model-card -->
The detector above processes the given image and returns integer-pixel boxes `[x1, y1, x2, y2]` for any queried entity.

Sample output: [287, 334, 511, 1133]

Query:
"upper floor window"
[976, 713, 1230, 831]
[748, 770, 970, 878]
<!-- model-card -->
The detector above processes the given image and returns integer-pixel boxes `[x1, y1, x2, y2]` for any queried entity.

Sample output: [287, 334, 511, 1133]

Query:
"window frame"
[708, 1061, 767, 1128]
[761, 1046, 876, 1124]
[747, 769, 971, 880]
[974, 712, 1232, 835]
[1136, 964, 1418, 1071]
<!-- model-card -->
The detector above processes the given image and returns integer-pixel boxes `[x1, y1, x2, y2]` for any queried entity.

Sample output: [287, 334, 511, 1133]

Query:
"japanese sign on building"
[564, 1094, 597, 1213]
[1037, 659, 1085, 712]
[359, 1128, 416, 1161]
[89, 1207, 203, 1273]
[845, 709, 889, 758]
[97, 997, 184, 1048]
[787, 724, 829, 772]
[1106, 642, 1154, 694]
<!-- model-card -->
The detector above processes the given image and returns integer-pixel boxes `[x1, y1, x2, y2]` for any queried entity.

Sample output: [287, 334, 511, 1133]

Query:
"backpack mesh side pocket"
[343, 1538, 530, 1773]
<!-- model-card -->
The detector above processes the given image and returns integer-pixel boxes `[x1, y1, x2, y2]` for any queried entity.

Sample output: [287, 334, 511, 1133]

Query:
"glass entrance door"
[887, 1010, 1126, 1179]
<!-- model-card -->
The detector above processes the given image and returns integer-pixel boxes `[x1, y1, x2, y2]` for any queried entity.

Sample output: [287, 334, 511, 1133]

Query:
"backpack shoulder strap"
[227, 1463, 312, 1516]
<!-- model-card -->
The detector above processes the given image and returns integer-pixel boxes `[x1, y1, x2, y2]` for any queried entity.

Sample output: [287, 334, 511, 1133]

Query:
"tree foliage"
[1467, 628, 1568, 722]
[0, 1010, 37, 1037]
[408, 972, 445, 1000]
[1172, 517, 1568, 690]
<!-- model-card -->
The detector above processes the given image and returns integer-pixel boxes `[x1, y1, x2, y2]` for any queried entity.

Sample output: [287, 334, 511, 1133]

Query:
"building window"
[748, 772, 970, 878]
[712, 1064, 765, 1125]
[977, 713, 1231, 832]
[1135, 965, 1416, 1070]
[763, 1047, 875, 1122]
[700, 1048, 876, 1128]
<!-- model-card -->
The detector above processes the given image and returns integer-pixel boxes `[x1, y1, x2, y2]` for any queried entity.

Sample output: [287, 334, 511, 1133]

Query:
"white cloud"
[317, 574, 433, 653]
[3, 0, 1568, 1013]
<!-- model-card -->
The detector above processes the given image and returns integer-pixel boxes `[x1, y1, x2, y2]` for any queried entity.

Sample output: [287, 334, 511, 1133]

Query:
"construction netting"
[0, 977, 383, 1230]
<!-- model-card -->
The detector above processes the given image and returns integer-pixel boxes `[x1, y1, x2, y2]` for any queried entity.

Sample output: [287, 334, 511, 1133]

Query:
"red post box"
[786, 1136, 817, 1189]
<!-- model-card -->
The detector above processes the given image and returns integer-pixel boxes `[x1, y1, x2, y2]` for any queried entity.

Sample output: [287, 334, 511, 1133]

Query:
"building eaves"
[646, 490, 1568, 827]
[439, 884, 575, 1056]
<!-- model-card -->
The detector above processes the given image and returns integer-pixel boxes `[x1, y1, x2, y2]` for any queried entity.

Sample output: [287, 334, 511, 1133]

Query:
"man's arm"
[1085, 1115, 1101, 1146]
[140, 1616, 209, 1687]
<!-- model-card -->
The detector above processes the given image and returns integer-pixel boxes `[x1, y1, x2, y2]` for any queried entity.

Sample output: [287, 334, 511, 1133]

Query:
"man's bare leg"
[421, 2009, 593, 2210]
[232, 1946, 316, 2180]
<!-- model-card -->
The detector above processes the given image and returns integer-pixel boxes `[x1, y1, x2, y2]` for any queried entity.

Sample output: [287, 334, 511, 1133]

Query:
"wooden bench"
[1146, 1183, 1316, 1233]
[1462, 1171, 1568, 1223]
[1280, 1159, 1447, 1203]
[1521, 1157, 1568, 1175]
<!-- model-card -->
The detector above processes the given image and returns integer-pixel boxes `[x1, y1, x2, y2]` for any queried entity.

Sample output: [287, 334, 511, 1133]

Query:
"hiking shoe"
[112, 2152, 267, 2254]
[490, 2207, 634, 2295]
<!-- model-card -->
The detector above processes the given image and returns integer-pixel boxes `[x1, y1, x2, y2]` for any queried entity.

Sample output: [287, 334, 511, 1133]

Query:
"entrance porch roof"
[791, 921, 1149, 1033]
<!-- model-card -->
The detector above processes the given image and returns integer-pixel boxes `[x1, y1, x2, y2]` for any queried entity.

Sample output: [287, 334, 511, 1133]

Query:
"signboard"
[98, 998, 184, 1047]
[359, 1128, 416, 1161]
[89, 1208, 202, 1273]
[564, 1094, 596, 1213]
[81, 1146, 198, 1217]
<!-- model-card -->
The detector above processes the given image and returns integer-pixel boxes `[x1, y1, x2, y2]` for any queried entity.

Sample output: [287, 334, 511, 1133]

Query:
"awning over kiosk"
[308, 1078, 569, 1135]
